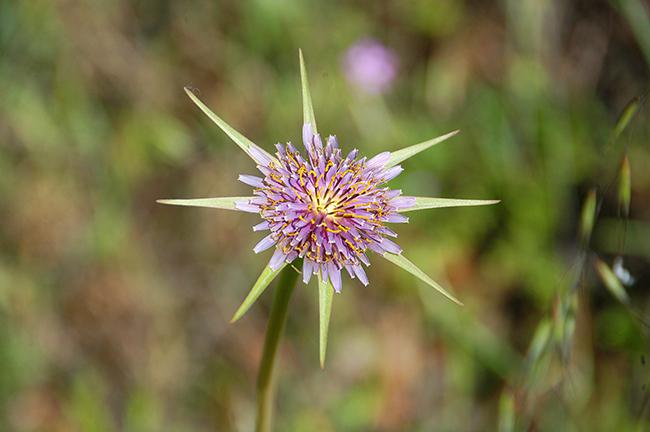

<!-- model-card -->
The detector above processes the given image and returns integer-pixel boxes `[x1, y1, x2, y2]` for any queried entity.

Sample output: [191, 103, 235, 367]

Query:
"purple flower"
[234, 122, 413, 293]
[343, 39, 398, 94]
[159, 51, 499, 348]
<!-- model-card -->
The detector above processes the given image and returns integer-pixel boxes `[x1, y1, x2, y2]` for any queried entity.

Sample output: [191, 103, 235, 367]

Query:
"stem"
[255, 264, 299, 432]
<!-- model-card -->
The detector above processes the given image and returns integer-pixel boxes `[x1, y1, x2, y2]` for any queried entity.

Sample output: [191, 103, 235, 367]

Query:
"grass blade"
[579, 189, 597, 244]
[619, 155, 631, 217]
[613, 97, 640, 139]
[595, 258, 630, 306]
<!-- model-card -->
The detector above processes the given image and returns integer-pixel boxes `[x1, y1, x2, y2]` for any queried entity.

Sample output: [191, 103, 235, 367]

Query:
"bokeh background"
[1, 0, 650, 430]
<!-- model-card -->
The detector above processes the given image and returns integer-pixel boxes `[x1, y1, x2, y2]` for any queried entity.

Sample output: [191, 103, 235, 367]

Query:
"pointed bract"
[299, 49, 318, 135]
[318, 277, 334, 368]
[399, 197, 500, 213]
[184, 87, 276, 165]
[157, 196, 255, 211]
[231, 262, 288, 322]
[381, 252, 463, 305]
[386, 130, 459, 168]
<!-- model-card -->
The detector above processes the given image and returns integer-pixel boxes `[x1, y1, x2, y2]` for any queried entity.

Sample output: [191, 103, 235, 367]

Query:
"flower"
[159, 50, 498, 364]
[235, 122, 413, 293]
[343, 38, 398, 94]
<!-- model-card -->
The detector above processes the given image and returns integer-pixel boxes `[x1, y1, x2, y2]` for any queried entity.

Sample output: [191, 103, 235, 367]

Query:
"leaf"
[184, 87, 276, 164]
[386, 130, 459, 168]
[595, 258, 630, 306]
[318, 277, 334, 368]
[619, 155, 631, 217]
[231, 263, 288, 322]
[400, 197, 500, 213]
[156, 196, 254, 210]
[299, 49, 317, 135]
[381, 252, 462, 305]
[579, 189, 597, 243]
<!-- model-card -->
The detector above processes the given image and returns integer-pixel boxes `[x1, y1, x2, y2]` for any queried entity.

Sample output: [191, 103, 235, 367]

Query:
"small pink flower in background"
[344, 39, 398, 95]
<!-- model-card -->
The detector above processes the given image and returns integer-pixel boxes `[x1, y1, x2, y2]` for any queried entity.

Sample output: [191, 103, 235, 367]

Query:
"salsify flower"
[159, 50, 498, 366]
[343, 38, 398, 95]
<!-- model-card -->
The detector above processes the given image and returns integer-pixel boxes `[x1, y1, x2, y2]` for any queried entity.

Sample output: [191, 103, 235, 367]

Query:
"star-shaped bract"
[159, 50, 498, 367]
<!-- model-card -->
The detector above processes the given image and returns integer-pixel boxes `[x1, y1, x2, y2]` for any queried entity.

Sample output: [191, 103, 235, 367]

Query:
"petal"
[327, 262, 342, 293]
[390, 196, 417, 210]
[238, 174, 264, 188]
[353, 264, 369, 286]
[382, 165, 403, 181]
[380, 238, 402, 254]
[269, 248, 287, 270]
[253, 221, 270, 232]
[249, 146, 274, 167]
[235, 200, 260, 213]
[366, 151, 391, 169]
[253, 234, 276, 254]
[303, 259, 315, 284]
[383, 213, 409, 223]
[320, 262, 329, 284]
[302, 123, 315, 156]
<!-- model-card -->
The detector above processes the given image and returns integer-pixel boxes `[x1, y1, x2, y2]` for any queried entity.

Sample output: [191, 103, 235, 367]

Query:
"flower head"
[236, 122, 414, 293]
[158, 50, 498, 366]
[343, 38, 398, 94]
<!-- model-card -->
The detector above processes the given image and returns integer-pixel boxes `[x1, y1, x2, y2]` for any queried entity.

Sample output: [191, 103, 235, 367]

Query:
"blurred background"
[1, 0, 649, 430]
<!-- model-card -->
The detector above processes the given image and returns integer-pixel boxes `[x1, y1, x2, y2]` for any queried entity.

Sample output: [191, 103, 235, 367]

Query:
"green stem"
[255, 264, 299, 432]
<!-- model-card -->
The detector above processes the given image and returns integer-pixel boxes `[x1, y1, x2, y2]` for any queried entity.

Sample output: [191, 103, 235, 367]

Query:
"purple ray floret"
[236, 123, 416, 293]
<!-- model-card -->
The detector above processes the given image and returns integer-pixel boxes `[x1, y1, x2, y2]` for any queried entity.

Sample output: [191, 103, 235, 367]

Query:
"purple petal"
[238, 174, 264, 188]
[390, 196, 416, 210]
[253, 234, 276, 254]
[235, 200, 260, 213]
[383, 213, 409, 223]
[320, 263, 329, 284]
[303, 260, 315, 284]
[269, 248, 286, 270]
[382, 166, 403, 181]
[328, 262, 342, 293]
[302, 123, 313, 147]
[366, 151, 391, 169]
[380, 238, 402, 254]
[253, 221, 270, 232]
[249, 146, 274, 166]
[353, 265, 369, 286]
[327, 135, 338, 149]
